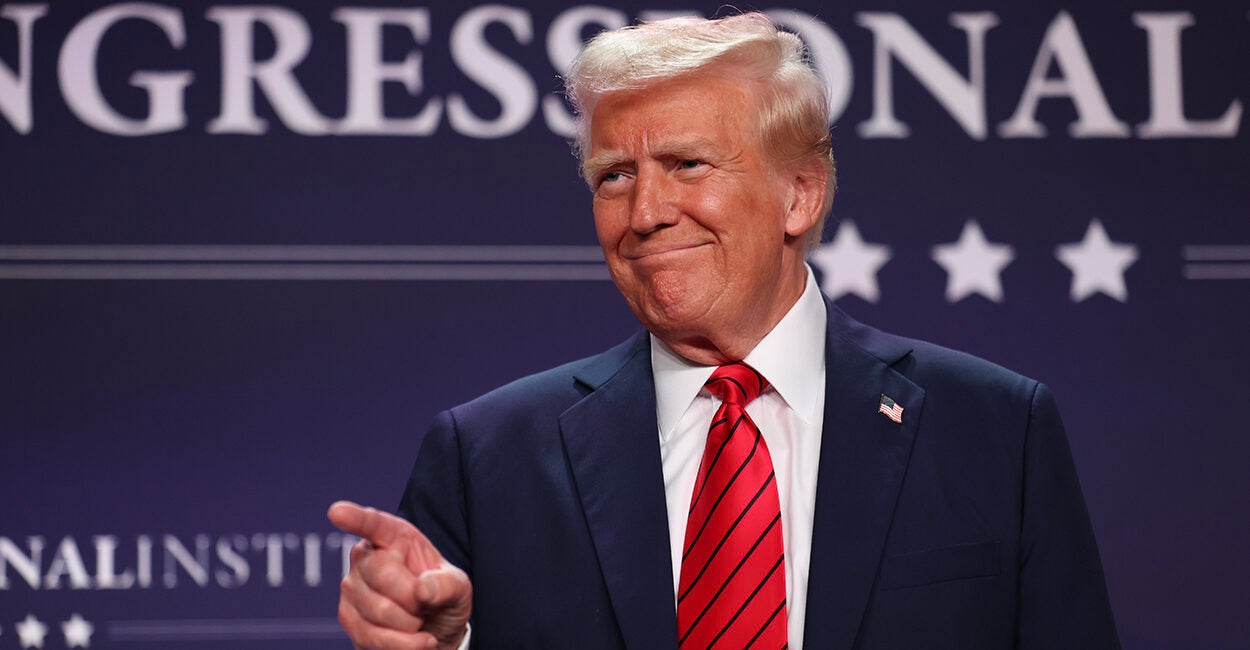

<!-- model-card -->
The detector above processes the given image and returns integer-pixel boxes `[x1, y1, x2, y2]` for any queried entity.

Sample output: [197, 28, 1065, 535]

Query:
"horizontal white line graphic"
[0, 263, 610, 281]
[0, 244, 605, 262]
[1182, 245, 1250, 262]
[0, 245, 611, 280]
[1183, 263, 1250, 280]
[109, 618, 343, 640]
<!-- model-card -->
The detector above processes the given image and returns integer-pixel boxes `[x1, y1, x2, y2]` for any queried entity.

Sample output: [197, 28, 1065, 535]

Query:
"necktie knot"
[705, 362, 768, 406]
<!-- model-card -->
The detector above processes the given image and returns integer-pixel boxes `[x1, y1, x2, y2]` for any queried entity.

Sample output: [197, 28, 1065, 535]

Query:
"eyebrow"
[582, 151, 630, 180]
[582, 137, 725, 179]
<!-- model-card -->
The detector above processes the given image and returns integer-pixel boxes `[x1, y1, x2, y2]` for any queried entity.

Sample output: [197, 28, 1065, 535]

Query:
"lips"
[624, 242, 712, 261]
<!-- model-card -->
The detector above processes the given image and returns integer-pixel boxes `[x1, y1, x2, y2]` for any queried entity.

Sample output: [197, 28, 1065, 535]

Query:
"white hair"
[565, 12, 837, 246]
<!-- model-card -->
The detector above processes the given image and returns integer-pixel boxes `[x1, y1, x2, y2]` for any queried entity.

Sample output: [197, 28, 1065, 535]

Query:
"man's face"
[585, 74, 818, 361]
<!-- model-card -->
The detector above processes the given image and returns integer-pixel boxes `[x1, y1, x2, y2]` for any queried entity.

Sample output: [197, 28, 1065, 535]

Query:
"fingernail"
[419, 575, 438, 601]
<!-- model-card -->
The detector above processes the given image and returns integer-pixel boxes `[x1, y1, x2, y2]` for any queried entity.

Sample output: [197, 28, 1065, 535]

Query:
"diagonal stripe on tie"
[679, 474, 778, 602]
[705, 555, 785, 647]
[683, 416, 761, 559]
[688, 415, 753, 517]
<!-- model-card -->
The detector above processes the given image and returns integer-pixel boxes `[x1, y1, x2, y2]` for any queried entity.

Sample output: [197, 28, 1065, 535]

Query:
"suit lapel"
[803, 302, 926, 649]
[560, 335, 678, 650]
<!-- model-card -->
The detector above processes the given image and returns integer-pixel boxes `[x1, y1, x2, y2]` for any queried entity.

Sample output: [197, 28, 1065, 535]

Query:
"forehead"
[586, 74, 760, 156]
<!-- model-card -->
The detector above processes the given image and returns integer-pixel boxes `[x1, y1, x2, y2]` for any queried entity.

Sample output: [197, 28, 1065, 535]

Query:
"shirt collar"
[651, 265, 827, 441]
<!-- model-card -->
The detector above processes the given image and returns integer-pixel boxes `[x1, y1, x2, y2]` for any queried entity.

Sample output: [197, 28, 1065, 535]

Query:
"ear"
[783, 165, 827, 240]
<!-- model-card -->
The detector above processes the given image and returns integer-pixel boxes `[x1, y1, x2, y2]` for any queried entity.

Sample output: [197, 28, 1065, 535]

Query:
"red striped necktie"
[677, 362, 788, 649]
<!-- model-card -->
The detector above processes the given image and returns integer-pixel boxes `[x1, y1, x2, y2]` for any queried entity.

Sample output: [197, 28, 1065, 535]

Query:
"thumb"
[416, 565, 472, 612]
[415, 564, 473, 646]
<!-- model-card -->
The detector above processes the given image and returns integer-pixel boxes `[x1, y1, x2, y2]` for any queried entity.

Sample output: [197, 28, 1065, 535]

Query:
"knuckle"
[372, 560, 413, 590]
[356, 590, 394, 623]
[351, 624, 387, 650]
[341, 575, 363, 600]
[356, 629, 385, 650]
[349, 539, 372, 563]
[338, 599, 356, 629]
[338, 601, 372, 646]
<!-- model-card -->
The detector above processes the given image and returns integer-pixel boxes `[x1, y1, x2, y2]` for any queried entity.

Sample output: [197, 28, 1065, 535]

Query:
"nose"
[629, 166, 681, 234]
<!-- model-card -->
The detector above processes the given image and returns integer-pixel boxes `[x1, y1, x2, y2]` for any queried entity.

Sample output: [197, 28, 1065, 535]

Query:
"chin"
[614, 263, 718, 324]
[639, 296, 718, 341]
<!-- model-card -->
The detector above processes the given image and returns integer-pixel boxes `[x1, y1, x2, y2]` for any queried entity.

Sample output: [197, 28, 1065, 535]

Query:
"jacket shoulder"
[828, 300, 1041, 404]
[900, 337, 1039, 401]
[446, 332, 648, 431]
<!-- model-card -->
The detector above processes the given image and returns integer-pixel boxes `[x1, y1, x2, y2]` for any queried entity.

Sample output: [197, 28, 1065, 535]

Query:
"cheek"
[685, 180, 778, 241]
[684, 184, 732, 221]
[592, 204, 624, 248]
[735, 190, 790, 244]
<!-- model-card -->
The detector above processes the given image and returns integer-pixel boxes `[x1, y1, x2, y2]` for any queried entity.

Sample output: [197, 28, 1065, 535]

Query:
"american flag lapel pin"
[878, 394, 904, 424]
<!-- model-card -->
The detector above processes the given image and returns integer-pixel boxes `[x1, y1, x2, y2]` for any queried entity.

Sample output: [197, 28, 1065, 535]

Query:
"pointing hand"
[328, 501, 472, 650]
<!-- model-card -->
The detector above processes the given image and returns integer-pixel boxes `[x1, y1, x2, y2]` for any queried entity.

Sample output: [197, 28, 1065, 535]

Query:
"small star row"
[4, 614, 93, 649]
[810, 218, 1139, 303]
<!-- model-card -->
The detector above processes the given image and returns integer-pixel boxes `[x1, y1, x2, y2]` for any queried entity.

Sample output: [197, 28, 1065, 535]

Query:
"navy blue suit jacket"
[399, 300, 1119, 649]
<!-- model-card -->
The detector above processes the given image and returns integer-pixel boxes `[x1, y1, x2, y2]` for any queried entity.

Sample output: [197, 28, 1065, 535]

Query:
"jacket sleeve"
[398, 409, 473, 579]
[1016, 383, 1120, 649]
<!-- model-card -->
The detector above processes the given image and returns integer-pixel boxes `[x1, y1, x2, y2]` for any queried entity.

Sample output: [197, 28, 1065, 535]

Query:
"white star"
[1056, 219, 1139, 302]
[16, 614, 47, 649]
[931, 220, 1015, 302]
[61, 614, 94, 649]
[810, 220, 892, 302]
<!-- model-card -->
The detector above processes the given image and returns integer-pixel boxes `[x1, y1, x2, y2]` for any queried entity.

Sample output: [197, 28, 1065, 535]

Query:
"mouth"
[625, 242, 712, 262]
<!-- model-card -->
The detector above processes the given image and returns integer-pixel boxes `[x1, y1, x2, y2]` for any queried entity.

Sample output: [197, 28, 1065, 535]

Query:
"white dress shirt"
[652, 266, 827, 649]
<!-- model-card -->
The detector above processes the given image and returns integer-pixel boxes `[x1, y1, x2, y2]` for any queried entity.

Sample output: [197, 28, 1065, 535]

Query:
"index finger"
[327, 500, 430, 551]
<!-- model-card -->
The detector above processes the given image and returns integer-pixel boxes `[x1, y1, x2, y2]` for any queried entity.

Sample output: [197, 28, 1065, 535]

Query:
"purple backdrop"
[2, 1, 1247, 648]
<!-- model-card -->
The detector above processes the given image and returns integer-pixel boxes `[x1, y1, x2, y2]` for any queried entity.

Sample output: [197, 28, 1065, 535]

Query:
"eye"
[594, 170, 629, 195]
[679, 159, 705, 170]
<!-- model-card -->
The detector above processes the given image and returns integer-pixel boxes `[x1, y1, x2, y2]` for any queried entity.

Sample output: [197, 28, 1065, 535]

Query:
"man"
[329, 13, 1119, 650]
